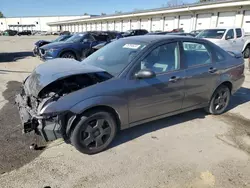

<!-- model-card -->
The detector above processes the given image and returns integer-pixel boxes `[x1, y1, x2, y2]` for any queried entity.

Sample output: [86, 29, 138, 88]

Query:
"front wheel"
[205, 85, 231, 115]
[71, 111, 117, 154]
[60, 51, 76, 59]
[243, 46, 250, 58]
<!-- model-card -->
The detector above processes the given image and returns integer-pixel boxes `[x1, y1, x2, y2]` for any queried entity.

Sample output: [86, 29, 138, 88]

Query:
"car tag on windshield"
[123, 44, 141, 49]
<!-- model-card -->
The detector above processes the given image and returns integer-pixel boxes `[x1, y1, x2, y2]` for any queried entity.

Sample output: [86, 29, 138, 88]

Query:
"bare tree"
[0, 11, 4, 18]
[115, 11, 122, 14]
[83, 13, 89, 15]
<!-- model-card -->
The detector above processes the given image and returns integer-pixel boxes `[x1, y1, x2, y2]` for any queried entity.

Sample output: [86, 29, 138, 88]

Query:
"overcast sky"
[1, 0, 196, 17]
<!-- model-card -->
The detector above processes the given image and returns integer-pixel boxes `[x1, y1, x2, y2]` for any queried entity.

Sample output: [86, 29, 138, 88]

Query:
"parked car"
[3, 29, 18, 36]
[39, 32, 108, 61]
[196, 27, 250, 58]
[18, 30, 32, 36]
[190, 29, 203, 36]
[33, 34, 73, 56]
[60, 31, 71, 35]
[16, 35, 245, 154]
[146, 31, 171, 35]
[122, 29, 148, 37]
[82, 31, 124, 58]
[167, 32, 195, 37]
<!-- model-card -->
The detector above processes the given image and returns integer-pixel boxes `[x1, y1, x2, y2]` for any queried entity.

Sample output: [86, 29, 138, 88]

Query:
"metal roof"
[48, 0, 249, 25]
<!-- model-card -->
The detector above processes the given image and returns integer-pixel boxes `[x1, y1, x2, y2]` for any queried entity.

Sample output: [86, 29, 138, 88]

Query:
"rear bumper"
[15, 93, 62, 141]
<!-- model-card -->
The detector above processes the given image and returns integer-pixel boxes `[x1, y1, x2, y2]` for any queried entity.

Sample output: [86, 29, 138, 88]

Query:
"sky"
[0, 0, 196, 17]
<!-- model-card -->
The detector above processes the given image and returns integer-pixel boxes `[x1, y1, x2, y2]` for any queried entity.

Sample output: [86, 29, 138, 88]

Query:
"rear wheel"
[71, 111, 117, 154]
[60, 51, 76, 59]
[205, 85, 231, 115]
[243, 46, 250, 58]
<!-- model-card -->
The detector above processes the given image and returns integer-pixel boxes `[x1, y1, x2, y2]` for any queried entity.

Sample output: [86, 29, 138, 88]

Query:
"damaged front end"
[15, 60, 112, 142]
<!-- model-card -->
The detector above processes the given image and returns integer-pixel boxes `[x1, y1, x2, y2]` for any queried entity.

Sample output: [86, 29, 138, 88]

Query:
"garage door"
[179, 15, 192, 32]
[243, 11, 250, 33]
[82, 24, 86, 32]
[108, 21, 114, 30]
[140, 19, 149, 31]
[151, 17, 161, 31]
[115, 21, 122, 31]
[217, 12, 236, 27]
[122, 20, 130, 32]
[196, 14, 212, 30]
[71, 24, 76, 32]
[164, 17, 175, 31]
[96, 23, 102, 31]
[87, 23, 91, 31]
[91, 23, 96, 31]
[131, 20, 140, 29]
[101, 22, 107, 31]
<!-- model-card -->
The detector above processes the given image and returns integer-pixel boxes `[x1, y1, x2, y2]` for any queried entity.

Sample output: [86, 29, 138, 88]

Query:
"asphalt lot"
[0, 36, 250, 188]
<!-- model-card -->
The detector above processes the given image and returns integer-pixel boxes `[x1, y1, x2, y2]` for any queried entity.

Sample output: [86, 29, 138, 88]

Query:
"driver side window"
[138, 42, 180, 74]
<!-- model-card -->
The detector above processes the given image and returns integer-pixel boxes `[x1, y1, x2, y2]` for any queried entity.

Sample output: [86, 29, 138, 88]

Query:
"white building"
[0, 15, 95, 32]
[48, 0, 250, 33]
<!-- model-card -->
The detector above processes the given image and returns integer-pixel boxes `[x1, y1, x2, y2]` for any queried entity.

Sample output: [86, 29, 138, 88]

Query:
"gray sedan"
[15, 35, 245, 154]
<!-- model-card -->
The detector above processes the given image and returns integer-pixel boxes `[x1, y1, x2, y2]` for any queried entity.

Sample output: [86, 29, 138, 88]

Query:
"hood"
[35, 40, 51, 46]
[24, 58, 105, 97]
[41, 41, 73, 50]
[203, 38, 222, 43]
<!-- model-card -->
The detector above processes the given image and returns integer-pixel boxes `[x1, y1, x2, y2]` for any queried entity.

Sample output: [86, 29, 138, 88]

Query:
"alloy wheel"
[80, 118, 112, 149]
[212, 88, 229, 113]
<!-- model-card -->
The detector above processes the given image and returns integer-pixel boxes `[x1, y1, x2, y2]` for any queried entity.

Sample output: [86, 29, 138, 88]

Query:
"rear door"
[181, 40, 219, 108]
[235, 28, 245, 52]
[224, 29, 236, 52]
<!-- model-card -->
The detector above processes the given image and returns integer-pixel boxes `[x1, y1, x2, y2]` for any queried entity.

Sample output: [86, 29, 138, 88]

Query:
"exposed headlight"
[39, 101, 66, 118]
[48, 48, 58, 53]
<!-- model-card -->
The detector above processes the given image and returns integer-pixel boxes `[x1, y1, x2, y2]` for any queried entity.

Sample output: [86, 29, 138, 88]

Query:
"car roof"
[121, 35, 194, 43]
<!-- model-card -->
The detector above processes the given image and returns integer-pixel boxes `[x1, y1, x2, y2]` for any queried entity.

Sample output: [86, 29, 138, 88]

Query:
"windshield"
[65, 33, 86, 42]
[81, 39, 147, 76]
[197, 29, 226, 39]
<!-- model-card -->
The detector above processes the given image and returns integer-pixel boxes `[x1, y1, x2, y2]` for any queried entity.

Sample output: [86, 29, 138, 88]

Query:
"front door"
[181, 40, 219, 108]
[127, 41, 186, 123]
[224, 29, 236, 52]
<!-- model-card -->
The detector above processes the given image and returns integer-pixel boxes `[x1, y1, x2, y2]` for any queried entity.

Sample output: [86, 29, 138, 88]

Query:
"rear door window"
[236, 28, 242, 38]
[182, 41, 212, 67]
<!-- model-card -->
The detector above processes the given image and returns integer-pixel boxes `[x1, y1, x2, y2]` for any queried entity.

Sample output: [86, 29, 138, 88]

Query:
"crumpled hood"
[34, 40, 51, 46]
[41, 41, 72, 50]
[24, 58, 105, 97]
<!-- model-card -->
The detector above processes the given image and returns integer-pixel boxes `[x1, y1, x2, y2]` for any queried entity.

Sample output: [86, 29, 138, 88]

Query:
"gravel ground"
[0, 36, 250, 188]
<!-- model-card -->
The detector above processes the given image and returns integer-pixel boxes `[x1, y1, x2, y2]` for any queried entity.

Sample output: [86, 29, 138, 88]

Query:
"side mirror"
[135, 69, 156, 79]
[226, 35, 233, 40]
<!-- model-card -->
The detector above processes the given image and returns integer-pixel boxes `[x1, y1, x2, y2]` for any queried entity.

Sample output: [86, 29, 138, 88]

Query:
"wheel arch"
[66, 105, 122, 139]
[59, 49, 78, 59]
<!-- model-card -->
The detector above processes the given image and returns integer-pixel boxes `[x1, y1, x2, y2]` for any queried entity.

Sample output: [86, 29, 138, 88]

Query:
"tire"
[205, 85, 231, 115]
[71, 111, 117, 154]
[243, 46, 250, 58]
[60, 51, 76, 59]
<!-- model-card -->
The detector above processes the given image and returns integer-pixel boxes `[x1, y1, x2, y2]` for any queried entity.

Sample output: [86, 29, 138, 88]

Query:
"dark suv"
[122, 29, 148, 37]
[18, 30, 32, 36]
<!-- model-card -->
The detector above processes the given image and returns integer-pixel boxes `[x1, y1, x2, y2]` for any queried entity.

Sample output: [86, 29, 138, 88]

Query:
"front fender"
[242, 39, 250, 52]
[70, 96, 129, 129]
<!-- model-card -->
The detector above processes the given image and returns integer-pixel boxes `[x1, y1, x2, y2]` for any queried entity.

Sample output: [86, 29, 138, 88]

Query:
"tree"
[162, 0, 184, 7]
[0, 11, 4, 18]
[115, 11, 122, 14]
[84, 13, 89, 15]
[101, 13, 106, 15]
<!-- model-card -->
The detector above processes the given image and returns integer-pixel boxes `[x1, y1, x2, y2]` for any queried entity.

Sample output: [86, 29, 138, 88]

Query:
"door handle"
[208, 67, 217, 73]
[169, 76, 180, 82]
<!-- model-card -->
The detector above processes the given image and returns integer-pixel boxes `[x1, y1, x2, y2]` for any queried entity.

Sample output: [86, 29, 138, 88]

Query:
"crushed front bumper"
[15, 94, 62, 141]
